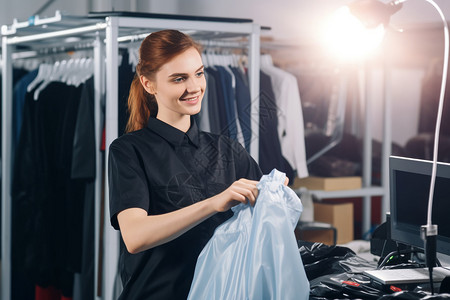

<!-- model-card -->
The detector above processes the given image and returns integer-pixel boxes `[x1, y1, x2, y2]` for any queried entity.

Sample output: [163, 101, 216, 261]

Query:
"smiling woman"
[139, 47, 206, 131]
[125, 30, 205, 133]
[108, 29, 263, 300]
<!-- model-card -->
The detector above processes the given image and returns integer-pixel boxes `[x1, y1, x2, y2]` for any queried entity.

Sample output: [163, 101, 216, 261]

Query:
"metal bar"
[5, 23, 106, 45]
[362, 63, 372, 237]
[381, 61, 392, 223]
[117, 32, 150, 43]
[303, 187, 386, 200]
[116, 16, 254, 34]
[93, 33, 104, 300]
[1, 10, 62, 35]
[1, 36, 13, 300]
[102, 16, 120, 300]
[248, 24, 260, 162]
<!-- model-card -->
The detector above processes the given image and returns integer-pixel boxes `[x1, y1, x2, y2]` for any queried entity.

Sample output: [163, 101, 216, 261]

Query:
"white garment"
[261, 54, 309, 178]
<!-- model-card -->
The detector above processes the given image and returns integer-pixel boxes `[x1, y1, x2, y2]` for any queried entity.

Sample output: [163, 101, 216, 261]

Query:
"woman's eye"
[196, 71, 204, 77]
[173, 77, 185, 83]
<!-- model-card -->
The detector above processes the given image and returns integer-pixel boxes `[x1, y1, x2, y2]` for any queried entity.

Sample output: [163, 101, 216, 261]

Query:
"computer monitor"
[389, 155, 450, 256]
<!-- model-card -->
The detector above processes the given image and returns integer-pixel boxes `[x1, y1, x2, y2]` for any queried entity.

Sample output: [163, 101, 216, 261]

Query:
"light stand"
[348, 0, 449, 294]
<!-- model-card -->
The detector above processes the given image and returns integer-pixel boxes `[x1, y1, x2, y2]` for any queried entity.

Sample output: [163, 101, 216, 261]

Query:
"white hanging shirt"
[261, 55, 309, 178]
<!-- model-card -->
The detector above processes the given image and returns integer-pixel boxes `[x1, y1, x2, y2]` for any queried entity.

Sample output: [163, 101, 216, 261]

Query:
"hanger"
[67, 57, 86, 86]
[66, 57, 93, 87]
[126, 45, 139, 72]
[27, 63, 52, 92]
[31, 56, 94, 100]
[33, 60, 68, 100]
[260, 53, 274, 68]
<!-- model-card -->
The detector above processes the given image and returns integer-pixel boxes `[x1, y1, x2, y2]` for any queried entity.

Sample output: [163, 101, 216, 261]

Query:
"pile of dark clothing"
[299, 241, 450, 299]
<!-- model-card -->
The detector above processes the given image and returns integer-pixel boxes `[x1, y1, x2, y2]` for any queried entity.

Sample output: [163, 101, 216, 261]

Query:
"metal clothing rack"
[2, 11, 261, 300]
[1, 15, 106, 300]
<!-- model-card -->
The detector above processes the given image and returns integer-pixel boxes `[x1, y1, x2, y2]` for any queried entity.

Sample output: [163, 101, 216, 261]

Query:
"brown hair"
[125, 29, 202, 133]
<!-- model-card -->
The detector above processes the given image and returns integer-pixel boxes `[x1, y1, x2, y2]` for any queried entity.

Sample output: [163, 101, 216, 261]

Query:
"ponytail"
[125, 75, 158, 133]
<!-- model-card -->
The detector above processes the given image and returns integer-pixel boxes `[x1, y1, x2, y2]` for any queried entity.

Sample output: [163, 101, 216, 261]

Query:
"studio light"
[323, 5, 386, 60]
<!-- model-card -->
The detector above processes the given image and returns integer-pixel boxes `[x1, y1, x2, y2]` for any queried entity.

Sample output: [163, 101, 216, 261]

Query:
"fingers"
[231, 179, 259, 206]
[284, 177, 289, 186]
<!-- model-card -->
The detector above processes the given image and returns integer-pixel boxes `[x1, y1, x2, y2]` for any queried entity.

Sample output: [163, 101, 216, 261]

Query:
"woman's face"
[144, 47, 206, 123]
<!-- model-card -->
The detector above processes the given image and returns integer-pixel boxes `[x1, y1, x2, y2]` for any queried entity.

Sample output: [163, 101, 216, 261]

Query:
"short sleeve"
[108, 139, 150, 230]
[230, 138, 263, 181]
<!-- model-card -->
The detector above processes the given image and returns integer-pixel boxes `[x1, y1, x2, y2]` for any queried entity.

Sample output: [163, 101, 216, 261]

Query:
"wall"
[0, 0, 89, 25]
[369, 67, 423, 147]
[2, 0, 450, 148]
[3, 0, 447, 43]
[0, 0, 181, 26]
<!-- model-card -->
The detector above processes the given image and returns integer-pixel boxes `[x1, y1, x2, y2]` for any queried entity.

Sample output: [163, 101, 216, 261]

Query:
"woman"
[108, 29, 262, 299]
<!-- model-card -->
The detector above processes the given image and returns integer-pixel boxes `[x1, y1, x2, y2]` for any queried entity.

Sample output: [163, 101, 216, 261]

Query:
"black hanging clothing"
[215, 66, 238, 140]
[205, 67, 229, 135]
[71, 78, 97, 300]
[231, 66, 252, 152]
[259, 71, 295, 183]
[4, 68, 38, 300]
[204, 68, 222, 135]
[118, 51, 135, 136]
[108, 117, 262, 300]
[13, 69, 39, 151]
[11, 79, 93, 297]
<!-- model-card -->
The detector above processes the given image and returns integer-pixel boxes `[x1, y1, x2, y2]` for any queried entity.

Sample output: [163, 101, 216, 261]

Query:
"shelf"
[294, 186, 387, 200]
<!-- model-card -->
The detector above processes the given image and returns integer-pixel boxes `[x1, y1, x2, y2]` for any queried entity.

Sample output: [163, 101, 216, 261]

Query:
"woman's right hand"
[210, 178, 259, 212]
[118, 178, 259, 253]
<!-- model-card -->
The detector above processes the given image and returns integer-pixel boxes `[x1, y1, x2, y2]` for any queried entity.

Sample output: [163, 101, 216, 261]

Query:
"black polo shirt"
[108, 117, 262, 300]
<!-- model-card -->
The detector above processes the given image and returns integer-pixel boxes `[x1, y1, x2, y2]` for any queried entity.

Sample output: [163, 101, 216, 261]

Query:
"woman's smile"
[180, 94, 201, 103]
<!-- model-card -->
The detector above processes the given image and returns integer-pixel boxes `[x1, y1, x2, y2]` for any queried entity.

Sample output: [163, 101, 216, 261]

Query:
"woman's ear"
[140, 75, 157, 95]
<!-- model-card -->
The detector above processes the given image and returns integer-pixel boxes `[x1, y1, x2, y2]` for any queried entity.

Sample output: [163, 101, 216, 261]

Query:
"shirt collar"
[147, 116, 199, 148]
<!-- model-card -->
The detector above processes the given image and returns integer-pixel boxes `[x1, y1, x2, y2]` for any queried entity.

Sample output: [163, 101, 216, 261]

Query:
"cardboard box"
[298, 202, 354, 245]
[292, 176, 362, 191]
[298, 227, 337, 246]
[314, 202, 354, 244]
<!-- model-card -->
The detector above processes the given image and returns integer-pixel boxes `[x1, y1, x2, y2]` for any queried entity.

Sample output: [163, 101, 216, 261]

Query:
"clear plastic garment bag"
[188, 168, 310, 300]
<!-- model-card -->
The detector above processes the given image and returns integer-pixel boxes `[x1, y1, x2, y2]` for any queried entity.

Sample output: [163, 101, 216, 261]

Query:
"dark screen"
[396, 171, 450, 238]
[391, 158, 450, 255]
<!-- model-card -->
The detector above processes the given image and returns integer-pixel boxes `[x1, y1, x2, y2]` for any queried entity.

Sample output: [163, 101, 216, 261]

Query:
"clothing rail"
[7, 43, 95, 62]
[198, 39, 250, 49]
[2, 12, 262, 300]
[5, 23, 107, 45]
[2, 28, 105, 300]
[1, 10, 63, 35]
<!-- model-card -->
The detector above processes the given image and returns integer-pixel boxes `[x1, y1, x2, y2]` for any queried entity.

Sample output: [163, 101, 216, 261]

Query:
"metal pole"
[381, 60, 392, 222]
[1, 35, 13, 300]
[248, 23, 260, 162]
[362, 61, 372, 237]
[103, 16, 120, 300]
[93, 32, 105, 300]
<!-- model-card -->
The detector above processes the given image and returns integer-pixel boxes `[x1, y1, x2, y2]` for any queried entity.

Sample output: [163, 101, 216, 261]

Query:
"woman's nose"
[185, 78, 201, 93]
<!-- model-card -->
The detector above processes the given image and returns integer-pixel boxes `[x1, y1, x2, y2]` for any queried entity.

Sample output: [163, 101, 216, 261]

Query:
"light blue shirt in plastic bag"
[188, 168, 310, 300]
